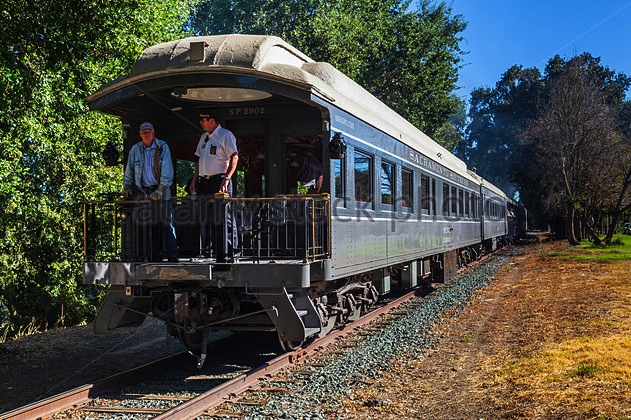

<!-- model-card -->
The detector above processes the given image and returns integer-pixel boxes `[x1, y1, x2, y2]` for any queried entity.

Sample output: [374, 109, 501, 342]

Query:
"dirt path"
[341, 241, 631, 419]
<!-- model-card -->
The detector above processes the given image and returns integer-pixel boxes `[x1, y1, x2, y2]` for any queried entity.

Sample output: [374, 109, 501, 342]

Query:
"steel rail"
[0, 352, 190, 420]
[154, 290, 418, 419]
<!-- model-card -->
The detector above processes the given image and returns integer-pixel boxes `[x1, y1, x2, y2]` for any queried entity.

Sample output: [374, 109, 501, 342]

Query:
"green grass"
[549, 235, 631, 261]
[568, 361, 602, 378]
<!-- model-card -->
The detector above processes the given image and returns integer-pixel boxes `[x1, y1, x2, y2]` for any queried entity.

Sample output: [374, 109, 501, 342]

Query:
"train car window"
[402, 169, 413, 210]
[380, 160, 394, 205]
[451, 186, 457, 216]
[442, 183, 450, 215]
[420, 174, 430, 214]
[333, 158, 346, 203]
[354, 150, 373, 204]
[458, 189, 464, 217]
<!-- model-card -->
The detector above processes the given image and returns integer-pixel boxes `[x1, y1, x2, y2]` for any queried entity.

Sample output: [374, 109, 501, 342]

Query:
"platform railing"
[83, 195, 330, 263]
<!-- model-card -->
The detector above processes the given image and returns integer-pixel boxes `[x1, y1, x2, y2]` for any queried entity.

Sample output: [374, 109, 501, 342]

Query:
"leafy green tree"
[434, 95, 466, 151]
[0, 0, 198, 338]
[190, 0, 466, 141]
[461, 65, 543, 199]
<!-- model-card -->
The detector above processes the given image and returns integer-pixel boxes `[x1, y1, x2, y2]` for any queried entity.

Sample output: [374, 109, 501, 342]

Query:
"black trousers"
[196, 175, 236, 257]
[196, 174, 226, 196]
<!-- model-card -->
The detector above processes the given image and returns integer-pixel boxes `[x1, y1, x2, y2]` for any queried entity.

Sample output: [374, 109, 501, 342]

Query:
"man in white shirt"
[190, 111, 239, 258]
[190, 111, 238, 196]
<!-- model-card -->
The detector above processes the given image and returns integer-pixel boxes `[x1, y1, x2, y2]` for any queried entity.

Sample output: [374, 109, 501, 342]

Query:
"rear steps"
[287, 289, 321, 338]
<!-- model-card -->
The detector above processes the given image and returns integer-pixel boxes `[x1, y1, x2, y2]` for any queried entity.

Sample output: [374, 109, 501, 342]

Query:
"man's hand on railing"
[149, 185, 167, 200]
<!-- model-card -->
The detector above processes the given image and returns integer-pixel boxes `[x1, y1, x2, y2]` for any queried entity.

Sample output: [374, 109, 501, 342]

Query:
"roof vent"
[189, 42, 206, 62]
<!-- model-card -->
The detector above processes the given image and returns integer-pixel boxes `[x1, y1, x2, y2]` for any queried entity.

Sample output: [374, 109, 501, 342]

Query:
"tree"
[521, 55, 631, 244]
[461, 65, 543, 199]
[465, 53, 631, 239]
[0, 0, 198, 338]
[189, 0, 467, 142]
[434, 95, 466, 151]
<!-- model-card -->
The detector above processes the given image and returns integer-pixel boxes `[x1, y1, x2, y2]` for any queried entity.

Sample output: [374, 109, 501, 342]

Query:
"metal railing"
[84, 195, 330, 263]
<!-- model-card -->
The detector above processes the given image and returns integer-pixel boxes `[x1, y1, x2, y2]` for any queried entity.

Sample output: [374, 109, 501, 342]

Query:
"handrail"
[83, 195, 330, 263]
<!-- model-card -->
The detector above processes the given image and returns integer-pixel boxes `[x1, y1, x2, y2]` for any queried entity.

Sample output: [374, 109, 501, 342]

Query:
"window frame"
[401, 168, 414, 212]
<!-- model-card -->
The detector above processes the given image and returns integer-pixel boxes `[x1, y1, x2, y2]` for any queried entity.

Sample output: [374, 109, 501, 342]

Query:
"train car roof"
[89, 34, 480, 185]
[472, 169, 507, 198]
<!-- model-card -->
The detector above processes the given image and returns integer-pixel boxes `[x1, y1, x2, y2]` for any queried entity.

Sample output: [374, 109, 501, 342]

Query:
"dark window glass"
[442, 183, 450, 215]
[465, 191, 470, 217]
[421, 175, 429, 212]
[354, 150, 372, 203]
[333, 159, 345, 201]
[402, 169, 413, 209]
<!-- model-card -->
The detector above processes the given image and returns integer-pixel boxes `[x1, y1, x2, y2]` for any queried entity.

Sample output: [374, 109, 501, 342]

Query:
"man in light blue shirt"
[123, 122, 177, 261]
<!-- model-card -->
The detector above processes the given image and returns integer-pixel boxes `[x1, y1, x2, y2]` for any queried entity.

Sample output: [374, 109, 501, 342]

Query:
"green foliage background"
[0, 0, 198, 337]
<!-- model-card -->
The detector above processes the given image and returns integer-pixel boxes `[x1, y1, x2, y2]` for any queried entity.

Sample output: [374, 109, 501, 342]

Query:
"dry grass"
[490, 251, 631, 418]
[340, 240, 631, 419]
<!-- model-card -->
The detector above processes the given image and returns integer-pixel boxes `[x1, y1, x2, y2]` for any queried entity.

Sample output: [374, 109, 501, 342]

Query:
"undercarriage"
[94, 278, 378, 368]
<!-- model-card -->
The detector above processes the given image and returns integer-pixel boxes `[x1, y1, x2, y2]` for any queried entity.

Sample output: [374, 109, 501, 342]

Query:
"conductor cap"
[199, 109, 216, 120]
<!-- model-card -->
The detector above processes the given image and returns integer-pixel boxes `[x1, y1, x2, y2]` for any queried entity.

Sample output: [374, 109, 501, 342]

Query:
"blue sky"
[450, 0, 631, 99]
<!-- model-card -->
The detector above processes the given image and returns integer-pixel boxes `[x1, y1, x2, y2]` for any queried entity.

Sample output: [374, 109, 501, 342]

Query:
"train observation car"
[84, 34, 515, 365]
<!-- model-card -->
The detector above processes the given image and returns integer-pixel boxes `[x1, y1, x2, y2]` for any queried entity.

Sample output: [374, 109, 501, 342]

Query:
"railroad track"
[3, 249, 505, 419]
[2, 289, 421, 420]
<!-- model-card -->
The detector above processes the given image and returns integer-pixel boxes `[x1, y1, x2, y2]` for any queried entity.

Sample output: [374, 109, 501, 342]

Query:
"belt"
[199, 174, 224, 179]
[141, 185, 159, 190]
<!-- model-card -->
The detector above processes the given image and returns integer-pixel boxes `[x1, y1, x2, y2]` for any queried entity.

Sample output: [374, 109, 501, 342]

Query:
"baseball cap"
[139, 122, 154, 131]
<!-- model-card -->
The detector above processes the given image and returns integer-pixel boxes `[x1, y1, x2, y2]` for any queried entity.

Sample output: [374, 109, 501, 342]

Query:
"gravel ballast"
[216, 252, 512, 419]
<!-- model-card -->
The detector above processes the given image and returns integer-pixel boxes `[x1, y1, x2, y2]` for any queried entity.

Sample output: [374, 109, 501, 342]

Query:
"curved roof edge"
[90, 34, 472, 180]
[130, 34, 314, 76]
